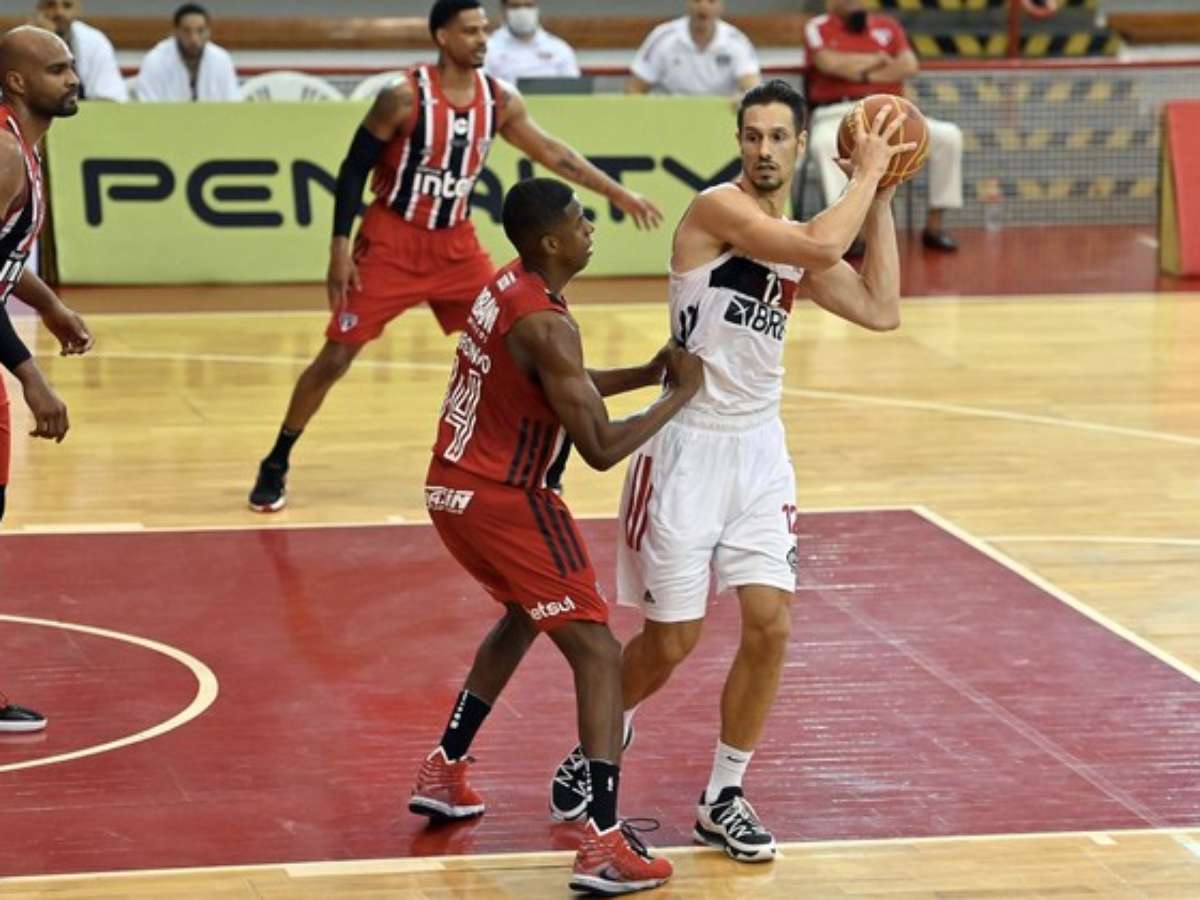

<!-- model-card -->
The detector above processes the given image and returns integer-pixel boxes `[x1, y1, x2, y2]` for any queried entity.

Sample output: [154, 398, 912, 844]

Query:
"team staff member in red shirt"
[413, 177, 702, 895]
[804, 0, 963, 252]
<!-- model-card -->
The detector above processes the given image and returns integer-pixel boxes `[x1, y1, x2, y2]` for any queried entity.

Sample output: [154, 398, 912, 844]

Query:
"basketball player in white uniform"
[549, 79, 916, 861]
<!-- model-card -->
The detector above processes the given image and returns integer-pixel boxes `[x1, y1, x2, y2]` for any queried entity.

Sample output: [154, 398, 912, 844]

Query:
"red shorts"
[326, 204, 495, 343]
[425, 457, 608, 632]
[0, 377, 9, 486]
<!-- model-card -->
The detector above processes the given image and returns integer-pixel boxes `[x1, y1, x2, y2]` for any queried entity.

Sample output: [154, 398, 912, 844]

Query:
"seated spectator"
[484, 0, 580, 85]
[628, 0, 761, 98]
[805, 0, 962, 251]
[31, 0, 127, 101]
[136, 4, 239, 102]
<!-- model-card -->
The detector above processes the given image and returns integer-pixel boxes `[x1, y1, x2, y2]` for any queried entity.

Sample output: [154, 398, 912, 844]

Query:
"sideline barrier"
[46, 97, 737, 284]
[1159, 101, 1200, 277]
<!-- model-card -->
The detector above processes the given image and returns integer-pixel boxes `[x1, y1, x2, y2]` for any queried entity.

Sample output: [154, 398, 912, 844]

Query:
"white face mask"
[507, 7, 539, 37]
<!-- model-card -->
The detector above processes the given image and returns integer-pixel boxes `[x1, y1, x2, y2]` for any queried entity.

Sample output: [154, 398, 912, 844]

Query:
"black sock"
[265, 427, 302, 468]
[438, 690, 491, 761]
[587, 760, 620, 830]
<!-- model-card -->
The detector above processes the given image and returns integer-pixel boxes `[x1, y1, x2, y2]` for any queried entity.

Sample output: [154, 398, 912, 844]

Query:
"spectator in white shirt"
[136, 4, 240, 102]
[628, 0, 761, 97]
[32, 0, 127, 101]
[484, 1, 581, 85]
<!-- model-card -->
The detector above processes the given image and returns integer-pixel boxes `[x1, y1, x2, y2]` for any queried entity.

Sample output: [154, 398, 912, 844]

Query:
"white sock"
[622, 707, 638, 745]
[705, 740, 753, 804]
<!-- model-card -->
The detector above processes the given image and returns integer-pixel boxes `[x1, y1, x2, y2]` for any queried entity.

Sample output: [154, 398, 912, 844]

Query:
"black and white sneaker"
[0, 696, 46, 733]
[549, 724, 634, 822]
[693, 787, 776, 863]
[248, 460, 287, 513]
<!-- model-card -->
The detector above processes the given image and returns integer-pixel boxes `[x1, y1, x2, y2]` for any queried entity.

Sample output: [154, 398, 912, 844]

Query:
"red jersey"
[803, 13, 910, 106]
[371, 65, 502, 231]
[0, 104, 45, 304]
[432, 259, 568, 489]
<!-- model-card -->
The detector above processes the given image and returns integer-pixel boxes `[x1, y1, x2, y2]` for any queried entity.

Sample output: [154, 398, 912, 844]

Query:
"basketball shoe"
[408, 747, 486, 820]
[569, 818, 672, 896]
[0, 694, 45, 733]
[693, 786, 776, 862]
[248, 459, 287, 512]
[549, 724, 634, 822]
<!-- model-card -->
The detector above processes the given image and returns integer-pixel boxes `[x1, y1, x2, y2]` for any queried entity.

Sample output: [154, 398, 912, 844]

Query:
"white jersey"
[631, 17, 761, 96]
[669, 218, 803, 419]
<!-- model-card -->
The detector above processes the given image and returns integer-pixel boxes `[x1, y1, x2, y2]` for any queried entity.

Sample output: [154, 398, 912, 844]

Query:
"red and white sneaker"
[569, 818, 672, 896]
[408, 747, 486, 820]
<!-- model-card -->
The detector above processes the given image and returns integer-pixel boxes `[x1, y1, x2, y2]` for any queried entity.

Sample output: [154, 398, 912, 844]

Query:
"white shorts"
[616, 408, 798, 623]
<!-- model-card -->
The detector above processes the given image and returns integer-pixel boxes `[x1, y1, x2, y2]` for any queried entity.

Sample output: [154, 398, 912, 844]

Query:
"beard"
[43, 94, 80, 117]
[749, 170, 784, 192]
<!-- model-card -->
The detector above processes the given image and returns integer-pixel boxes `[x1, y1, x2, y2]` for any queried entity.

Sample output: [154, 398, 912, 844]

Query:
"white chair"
[349, 70, 408, 102]
[239, 71, 345, 102]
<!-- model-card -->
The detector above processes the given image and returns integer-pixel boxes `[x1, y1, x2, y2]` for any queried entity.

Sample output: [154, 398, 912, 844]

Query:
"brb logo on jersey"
[724, 296, 787, 340]
[414, 166, 474, 200]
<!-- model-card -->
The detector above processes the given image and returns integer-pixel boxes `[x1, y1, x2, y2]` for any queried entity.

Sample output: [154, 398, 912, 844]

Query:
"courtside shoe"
[569, 819, 672, 896]
[408, 747, 486, 820]
[0, 694, 46, 733]
[248, 459, 287, 512]
[550, 725, 635, 822]
[693, 787, 776, 862]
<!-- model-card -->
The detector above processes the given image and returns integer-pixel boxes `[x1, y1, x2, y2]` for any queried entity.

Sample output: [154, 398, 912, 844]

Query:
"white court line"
[75, 350, 1200, 449]
[782, 386, 1200, 447]
[4, 826, 1198, 885]
[0, 615, 219, 773]
[2, 505, 916, 537]
[986, 535, 1200, 548]
[914, 506, 1200, 687]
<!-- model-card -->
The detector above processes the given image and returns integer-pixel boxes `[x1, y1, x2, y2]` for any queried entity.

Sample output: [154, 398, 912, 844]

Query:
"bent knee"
[643, 620, 703, 667]
[742, 607, 792, 653]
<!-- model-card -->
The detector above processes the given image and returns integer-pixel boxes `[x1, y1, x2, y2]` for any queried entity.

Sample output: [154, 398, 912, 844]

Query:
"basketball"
[836, 94, 930, 189]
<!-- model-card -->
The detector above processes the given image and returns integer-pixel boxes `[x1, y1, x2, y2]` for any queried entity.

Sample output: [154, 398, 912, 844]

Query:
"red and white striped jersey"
[371, 65, 502, 231]
[432, 259, 569, 489]
[0, 104, 45, 305]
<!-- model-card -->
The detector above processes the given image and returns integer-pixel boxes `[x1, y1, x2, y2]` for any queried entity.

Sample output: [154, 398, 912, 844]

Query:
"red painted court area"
[1, 510, 1198, 878]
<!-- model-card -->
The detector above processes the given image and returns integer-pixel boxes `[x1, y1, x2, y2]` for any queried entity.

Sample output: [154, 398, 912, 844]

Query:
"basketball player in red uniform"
[412, 178, 701, 895]
[248, 0, 663, 512]
[0, 26, 94, 733]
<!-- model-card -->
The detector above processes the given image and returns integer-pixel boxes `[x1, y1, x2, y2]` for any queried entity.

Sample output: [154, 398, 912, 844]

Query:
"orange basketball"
[836, 94, 930, 189]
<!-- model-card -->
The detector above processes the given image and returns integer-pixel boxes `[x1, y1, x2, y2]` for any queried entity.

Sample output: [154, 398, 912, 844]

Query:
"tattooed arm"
[496, 82, 663, 230]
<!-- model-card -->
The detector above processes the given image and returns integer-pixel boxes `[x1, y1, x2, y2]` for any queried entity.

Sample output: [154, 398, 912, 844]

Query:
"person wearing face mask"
[135, 4, 239, 102]
[804, 0, 963, 252]
[483, 1, 580, 86]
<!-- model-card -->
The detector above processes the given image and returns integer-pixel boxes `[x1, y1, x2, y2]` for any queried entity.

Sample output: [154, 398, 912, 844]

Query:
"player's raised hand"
[326, 242, 363, 310]
[40, 301, 95, 355]
[612, 188, 664, 231]
[664, 341, 704, 398]
[843, 104, 917, 183]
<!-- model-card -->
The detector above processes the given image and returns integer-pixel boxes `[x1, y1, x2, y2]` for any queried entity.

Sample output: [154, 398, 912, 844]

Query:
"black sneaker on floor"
[693, 786, 776, 863]
[248, 460, 288, 513]
[0, 697, 46, 733]
[549, 724, 634, 822]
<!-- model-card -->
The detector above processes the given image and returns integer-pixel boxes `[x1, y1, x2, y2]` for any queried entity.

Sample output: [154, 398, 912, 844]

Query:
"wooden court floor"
[1, 284, 1198, 897]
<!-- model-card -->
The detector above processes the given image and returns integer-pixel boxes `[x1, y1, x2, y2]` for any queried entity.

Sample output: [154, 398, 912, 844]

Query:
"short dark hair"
[429, 0, 482, 39]
[502, 178, 575, 256]
[737, 79, 808, 135]
[173, 3, 209, 27]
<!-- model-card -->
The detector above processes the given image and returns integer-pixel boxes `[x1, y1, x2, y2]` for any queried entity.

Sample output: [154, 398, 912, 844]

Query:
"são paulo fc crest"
[338, 311, 359, 332]
[787, 547, 798, 574]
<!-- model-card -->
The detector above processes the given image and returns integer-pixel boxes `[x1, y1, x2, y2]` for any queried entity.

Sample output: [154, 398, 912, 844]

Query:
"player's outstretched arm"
[586, 340, 674, 397]
[509, 313, 701, 471]
[799, 185, 901, 332]
[497, 84, 663, 230]
[327, 82, 415, 309]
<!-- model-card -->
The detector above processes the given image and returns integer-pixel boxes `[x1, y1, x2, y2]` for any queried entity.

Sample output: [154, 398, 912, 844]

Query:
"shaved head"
[0, 26, 79, 119]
